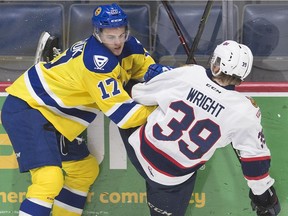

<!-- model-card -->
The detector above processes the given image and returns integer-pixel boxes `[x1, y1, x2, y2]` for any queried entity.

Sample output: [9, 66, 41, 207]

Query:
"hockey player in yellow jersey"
[1, 3, 156, 216]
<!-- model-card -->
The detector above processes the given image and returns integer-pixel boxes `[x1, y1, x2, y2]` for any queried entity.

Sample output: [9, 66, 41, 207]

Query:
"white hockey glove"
[249, 186, 280, 216]
[144, 63, 173, 82]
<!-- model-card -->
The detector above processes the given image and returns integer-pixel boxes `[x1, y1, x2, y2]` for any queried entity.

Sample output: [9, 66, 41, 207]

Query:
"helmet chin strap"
[124, 30, 130, 41]
[93, 29, 103, 43]
[211, 67, 222, 77]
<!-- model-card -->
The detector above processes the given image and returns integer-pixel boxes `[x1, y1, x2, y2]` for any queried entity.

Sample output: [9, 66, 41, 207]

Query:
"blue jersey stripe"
[28, 66, 96, 123]
[241, 158, 270, 178]
[44, 40, 85, 69]
[109, 101, 138, 124]
[44, 52, 73, 69]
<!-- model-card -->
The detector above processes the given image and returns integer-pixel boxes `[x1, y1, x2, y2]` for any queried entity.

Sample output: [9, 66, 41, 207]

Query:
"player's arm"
[85, 72, 156, 129]
[231, 105, 280, 215]
[131, 66, 189, 106]
[144, 63, 174, 82]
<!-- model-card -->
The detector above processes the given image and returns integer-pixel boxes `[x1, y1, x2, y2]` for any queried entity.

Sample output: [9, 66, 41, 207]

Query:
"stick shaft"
[161, 1, 191, 56]
[186, 0, 214, 64]
[161, 0, 241, 164]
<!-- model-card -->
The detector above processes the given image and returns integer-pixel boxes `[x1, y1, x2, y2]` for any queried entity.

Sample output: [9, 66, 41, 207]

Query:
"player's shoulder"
[230, 92, 261, 120]
[171, 64, 206, 73]
[243, 96, 261, 116]
[82, 36, 119, 74]
[168, 64, 207, 79]
[125, 36, 143, 47]
[122, 36, 146, 55]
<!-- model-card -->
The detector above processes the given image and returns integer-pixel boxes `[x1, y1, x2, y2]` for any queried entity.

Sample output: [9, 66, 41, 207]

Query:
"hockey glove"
[34, 31, 60, 64]
[144, 64, 173, 82]
[249, 186, 280, 216]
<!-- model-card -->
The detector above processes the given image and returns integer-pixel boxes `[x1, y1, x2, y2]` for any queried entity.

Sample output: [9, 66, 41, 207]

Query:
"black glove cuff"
[249, 186, 281, 215]
[249, 186, 277, 207]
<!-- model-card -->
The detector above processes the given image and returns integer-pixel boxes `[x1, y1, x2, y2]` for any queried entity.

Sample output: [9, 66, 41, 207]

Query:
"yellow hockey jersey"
[6, 36, 156, 141]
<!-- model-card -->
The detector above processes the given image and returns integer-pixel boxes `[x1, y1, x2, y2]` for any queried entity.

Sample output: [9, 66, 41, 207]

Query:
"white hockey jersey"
[129, 64, 274, 195]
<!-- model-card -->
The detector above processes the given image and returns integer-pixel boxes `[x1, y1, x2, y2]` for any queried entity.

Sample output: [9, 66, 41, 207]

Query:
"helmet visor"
[99, 31, 129, 44]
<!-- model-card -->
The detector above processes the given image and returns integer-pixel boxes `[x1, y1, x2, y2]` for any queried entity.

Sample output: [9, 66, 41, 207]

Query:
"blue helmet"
[92, 3, 128, 29]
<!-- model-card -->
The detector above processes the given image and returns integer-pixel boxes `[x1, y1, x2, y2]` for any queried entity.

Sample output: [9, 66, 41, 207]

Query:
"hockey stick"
[186, 0, 214, 64]
[192, 1, 241, 164]
[34, 32, 51, 64]
[161, 1, 242, 163]
[161, 0, 196, 63]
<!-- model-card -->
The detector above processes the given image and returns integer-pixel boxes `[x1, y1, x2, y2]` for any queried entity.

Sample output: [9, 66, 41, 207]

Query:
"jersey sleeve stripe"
[241, 157, 271, 179]
[25, 65, 97, 124]
[107, 100, 138, 125]
[240, 156, 271, 162]
[244, 172, 269, 181]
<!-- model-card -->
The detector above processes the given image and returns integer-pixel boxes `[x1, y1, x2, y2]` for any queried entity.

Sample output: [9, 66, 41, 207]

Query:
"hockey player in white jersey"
[119, 40, 280, 216]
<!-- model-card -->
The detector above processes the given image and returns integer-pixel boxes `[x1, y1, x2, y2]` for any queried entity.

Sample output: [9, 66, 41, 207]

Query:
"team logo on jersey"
[71, 40, 85, 57]
[246, 96, 258, 108]
[258, 129, 266, 148]
[93, 55, 108, 70]
[246, 96, 261, 118]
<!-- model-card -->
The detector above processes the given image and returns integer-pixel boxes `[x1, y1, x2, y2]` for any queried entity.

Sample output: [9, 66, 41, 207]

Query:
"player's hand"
[144, 64, 173, 82]
[249, 186, 280, 216]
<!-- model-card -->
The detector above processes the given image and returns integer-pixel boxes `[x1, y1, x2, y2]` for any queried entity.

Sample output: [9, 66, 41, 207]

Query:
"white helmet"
[210, 40, 253, 80]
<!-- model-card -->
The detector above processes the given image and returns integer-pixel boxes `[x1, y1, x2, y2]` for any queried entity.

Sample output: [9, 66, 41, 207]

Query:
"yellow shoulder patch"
[246, 96, 258, 108]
